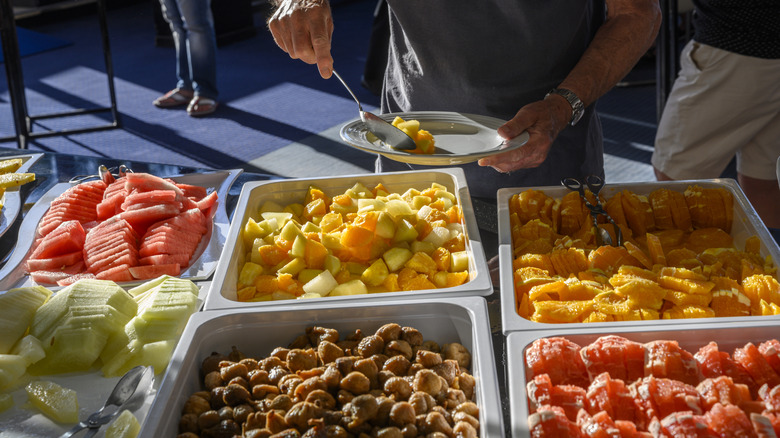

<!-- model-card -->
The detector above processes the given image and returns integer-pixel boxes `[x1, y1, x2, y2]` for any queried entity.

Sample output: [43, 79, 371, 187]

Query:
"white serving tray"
[0, 168, 242, 291]
[0, 153, 43, 240]
[205, 168, 492, 310]
[506, 320, 780, 437]
[0, 281, 211, 438]
[497, 179, 780, 333]
[141, 296, 505, 437]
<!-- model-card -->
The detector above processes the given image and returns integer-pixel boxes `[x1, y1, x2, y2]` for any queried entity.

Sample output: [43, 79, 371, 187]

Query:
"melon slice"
[0, 286, 51, 353]
[25, 380, 79, 423]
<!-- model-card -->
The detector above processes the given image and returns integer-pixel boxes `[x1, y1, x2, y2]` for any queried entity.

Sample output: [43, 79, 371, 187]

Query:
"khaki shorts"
[653, 41, 780, 181]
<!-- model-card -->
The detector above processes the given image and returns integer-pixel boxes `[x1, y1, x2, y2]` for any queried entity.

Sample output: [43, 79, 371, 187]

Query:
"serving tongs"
[331, 70, 417, 151]
[60, 365, 153, 438]
[561, 175, 623, 247]
[69, 164, 133, 185]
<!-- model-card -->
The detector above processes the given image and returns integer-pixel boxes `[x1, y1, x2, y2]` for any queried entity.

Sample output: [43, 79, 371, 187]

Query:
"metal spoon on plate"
[59, 365, 153, 438]
[331, 70, 417, 151]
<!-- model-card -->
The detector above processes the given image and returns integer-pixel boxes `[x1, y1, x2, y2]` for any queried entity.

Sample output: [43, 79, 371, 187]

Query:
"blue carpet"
[0, 27, 72, 63]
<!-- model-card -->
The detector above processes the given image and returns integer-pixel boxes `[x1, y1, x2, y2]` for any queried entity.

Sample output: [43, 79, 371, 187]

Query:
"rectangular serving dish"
[0, 281, 210, 437]
[0, 168, 242, 291]
[498, 179, 780, 333]
[0, 152, 43, 240]
[506, 320, 780, 437]
[205, 168, 492, 310]
[141, 296, 505, 437]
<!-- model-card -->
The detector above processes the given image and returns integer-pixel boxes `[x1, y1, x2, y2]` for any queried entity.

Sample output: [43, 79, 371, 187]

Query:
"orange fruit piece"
[587, 245, 642, 276]
[624, 240, 653, 269]
[709, 276, 750, 317]
[666, 248, 703, 269]
[742, 274, 780, 313]
[745, 235, 761, 256]
[620, 190, 655, 236]
[550, 247, 589, 277]
[558, 191, 587, 236]
[604, 192, 629, 232]
[510, 189, 555, 225]
[254, 274, 279, 295]
[531, 300, 594, 323]
[304, 239, 328, 270]
[684, 185, 733, 232]
[648, 188, 677, 230]
[513, 253, 555, 274]
[684, 227, 734, 254]
[645, 232, 667, 266]
[340, 224, 373, 248]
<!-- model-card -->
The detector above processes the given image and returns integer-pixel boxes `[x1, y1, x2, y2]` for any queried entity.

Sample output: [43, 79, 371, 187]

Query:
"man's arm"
[267, 0, 335, 78]
[480, 0, 661, 173]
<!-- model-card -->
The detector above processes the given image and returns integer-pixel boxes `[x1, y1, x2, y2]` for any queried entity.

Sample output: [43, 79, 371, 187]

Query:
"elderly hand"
[478, 94, 572, 173]
[268, 0, 334, 78]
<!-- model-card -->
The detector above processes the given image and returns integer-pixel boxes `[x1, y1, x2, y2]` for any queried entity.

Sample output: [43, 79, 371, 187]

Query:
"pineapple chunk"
[302, 270, 339, 297]
[383, 247, 413, 272]
[0, 172, 35, 188]
[10, 335, 45, 365]
[0, 354, 28, 390]
[361, 259, 389, 287]
[25, 380, 79, 423]
[106, 409, 141, 438]
[330, 280, 368, 296]
[0, 158, 23, 174]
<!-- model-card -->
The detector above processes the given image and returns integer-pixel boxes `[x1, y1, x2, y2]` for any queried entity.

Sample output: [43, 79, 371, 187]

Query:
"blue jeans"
[159, 0, 218, 100]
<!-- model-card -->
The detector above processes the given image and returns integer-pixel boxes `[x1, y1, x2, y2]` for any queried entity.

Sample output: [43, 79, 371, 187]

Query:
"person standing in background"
[153, 0, 219, 117]
[653, 0, 780, 228]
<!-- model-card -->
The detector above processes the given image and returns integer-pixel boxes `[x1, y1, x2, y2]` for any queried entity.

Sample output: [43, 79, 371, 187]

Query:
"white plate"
[0, 168, 242, 291]
[340, 111, 529, 165]
[0, 153, 43, 240]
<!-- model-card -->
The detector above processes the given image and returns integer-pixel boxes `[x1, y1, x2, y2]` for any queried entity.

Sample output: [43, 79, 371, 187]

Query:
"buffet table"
[0, 147, 513, 436]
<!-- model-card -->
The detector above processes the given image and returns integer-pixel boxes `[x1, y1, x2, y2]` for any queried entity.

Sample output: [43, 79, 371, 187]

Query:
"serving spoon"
[331, 70, 417, 151]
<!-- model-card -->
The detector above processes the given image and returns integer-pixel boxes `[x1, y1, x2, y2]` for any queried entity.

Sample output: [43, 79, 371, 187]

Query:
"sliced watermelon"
[122, 190, 178, 207]
[30, 221, 86, 259]
[128, 263, 181, 280]
[125, 173, 183, 195]
[56, 272, 97, 287]
[26, 251, 83, 272]
[95, 264, 133, 282]
[138, 240, 192, 258]
[138, 254, 191, 266]
[103, 178, 127, 199]
[29, 270, 71, 285]
[196, 191, 218, 213]
[119, 204, 180, 225]
[175, 183, 207, 200]
[87, 252, 138, 274]
[96, 193, 126, 220]
[84, 232, 137, 256]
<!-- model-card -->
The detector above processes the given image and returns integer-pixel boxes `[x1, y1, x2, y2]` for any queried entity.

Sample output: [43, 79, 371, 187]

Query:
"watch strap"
[546, 88, 585, 126]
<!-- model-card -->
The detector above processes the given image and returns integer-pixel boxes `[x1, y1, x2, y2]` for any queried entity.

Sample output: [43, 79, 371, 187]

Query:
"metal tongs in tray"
[60, 365, 153, 438]
[561, 175, 623, 247]
[69, 164, 133, 185]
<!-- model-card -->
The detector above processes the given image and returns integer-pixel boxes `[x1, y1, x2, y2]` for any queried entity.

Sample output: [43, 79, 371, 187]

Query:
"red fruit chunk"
[527, 374, 586, 421]
[529, 405, 583, 438]
[580, 335, 646, 383]
[30, 220, 86, 259]
[526, 337, 590, 387]
[645, 340, 702, 386]
[695, 342, 759, 397]
[585, 372, 637, 422]
[26, 250, 83, 272]
[696, 376, 757, 413]
[734, 343, 780, 391]
[631, 376, 703, 429]
[648, 411, 716, 437]
[705, 403, 757, 438]
[576, 410, 622, 438]
[759, 340, 780, 376]
[128, 263, 181, 280]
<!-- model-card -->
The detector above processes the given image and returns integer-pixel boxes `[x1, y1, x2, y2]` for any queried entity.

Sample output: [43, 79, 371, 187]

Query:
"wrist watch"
[546, 88, 585, 126]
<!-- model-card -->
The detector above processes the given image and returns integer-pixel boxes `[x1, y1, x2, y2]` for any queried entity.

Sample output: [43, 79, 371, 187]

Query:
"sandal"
[187, 96, 218, 117]
[153, 88, 194, 108]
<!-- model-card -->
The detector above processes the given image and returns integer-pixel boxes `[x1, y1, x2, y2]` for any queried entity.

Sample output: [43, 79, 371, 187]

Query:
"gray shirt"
[379, 0, 607, 198]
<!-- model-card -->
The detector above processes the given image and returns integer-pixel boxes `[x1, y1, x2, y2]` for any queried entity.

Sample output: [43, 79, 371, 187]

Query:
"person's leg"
[159, 0, 193, 92]
[738, 174, 780, 229]
[177, 0, 218, 100]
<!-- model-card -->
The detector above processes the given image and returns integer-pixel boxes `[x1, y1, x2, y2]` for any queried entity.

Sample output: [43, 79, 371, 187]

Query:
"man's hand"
[478, 95, 571, 173]
[268, 0, 334, 78]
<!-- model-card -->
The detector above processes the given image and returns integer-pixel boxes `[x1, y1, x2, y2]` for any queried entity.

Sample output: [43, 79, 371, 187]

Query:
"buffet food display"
[2, 155, 780, 438]
[206, 168, 492, 310]
[498, 179, 780, 333]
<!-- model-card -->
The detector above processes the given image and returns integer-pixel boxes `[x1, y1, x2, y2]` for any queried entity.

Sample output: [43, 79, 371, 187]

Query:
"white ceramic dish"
[0, 168, 242, 291]
[205, 168, 492, 311]
[497, 179, 780, 334]
[340, 111, 529, 165]
[0, 153, 43, 240]
[141, 296, 504, 437]
[506, 320, 780, 437]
